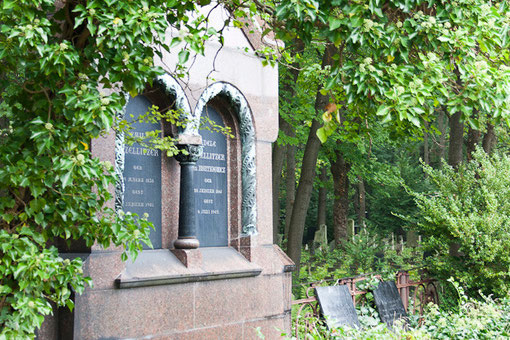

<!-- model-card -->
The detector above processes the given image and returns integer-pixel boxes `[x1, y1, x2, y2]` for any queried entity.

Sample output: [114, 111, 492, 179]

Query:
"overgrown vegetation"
[287, 279, 510, 339]
[295, 228, 424, 295]
[288, 148, 510, 337]
[406, 149, 510, 297]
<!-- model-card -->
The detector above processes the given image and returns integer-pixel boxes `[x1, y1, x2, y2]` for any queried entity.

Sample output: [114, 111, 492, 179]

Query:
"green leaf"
[2, 213, 14, 223]
[316, 127, 327, 143]
[60, 171, 73, 188]
[87, 18, 96, 36]
[13, 264, 28, 278]
[409, 115, 420, 127]
[178, 49, 190, 64]
[328, 17, 342, 31]
[325, 76, 337, 90]
[34, 212, 44, 224]
[376, 105, 390, 116]
[169, 37, 181, 49]
[74, 15, 86, 28]
[381, 113, 392, 124]
[2, 0, 16, 9]
[66, 299, 75, 312]
[31, 130, 46, 140]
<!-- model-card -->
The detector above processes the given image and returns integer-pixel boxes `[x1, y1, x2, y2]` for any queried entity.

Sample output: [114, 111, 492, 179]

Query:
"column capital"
[175, 144, 202, 164]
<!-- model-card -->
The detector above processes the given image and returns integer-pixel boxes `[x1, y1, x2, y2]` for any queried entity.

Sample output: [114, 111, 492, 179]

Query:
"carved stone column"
[174, 141, 202, 249]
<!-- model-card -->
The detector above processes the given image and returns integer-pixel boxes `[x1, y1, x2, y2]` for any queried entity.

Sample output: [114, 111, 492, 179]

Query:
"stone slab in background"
[315, 285, 360, 330]
[373, 281, 407, 328]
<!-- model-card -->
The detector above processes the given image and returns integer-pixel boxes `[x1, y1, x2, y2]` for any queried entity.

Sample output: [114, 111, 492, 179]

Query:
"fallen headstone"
[373, 281, 407, 328]
[315, 285, 360, 330]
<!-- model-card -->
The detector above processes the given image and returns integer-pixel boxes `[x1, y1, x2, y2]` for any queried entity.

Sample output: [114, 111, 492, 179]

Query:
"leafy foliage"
[270, 0, 510, 133]
[406, 149, 510, 297]
[296, 229, 424, 297]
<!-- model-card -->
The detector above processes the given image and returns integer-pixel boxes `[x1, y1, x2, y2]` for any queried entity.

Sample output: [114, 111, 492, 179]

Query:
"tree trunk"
[356, 175, 365, 228]
[423, 122, 430, 166]
[286, 118, 323, 269]
[448, 110, 464, 256]
[284, 142, 296, 241]
[482, 123, 496, 154]
[466, 127, 481, 162]
[331, 150, 351, 245]
[286, 45, 336, 272]
[448, 111, 464, 167]
[271, 122, 286, 243]
[273, 45, 301, 244]
[437, 110, 447, 167]
[316, 166, 327, 227]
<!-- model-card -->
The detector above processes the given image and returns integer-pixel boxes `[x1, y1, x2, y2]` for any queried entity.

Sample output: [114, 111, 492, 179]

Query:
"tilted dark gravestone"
[123, 95, 162, 249]
[194, 106, 228, 247]
[373, 281, 407, 328]
[315, 285, 360, 330]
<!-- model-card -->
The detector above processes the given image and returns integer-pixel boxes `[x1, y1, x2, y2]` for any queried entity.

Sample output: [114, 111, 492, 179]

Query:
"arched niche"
[115, 74, 191, 248]
[189, 82, 257, 237]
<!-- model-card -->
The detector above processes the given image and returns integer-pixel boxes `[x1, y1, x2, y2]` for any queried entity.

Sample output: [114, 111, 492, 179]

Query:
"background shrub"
[407, 149, 510, 297]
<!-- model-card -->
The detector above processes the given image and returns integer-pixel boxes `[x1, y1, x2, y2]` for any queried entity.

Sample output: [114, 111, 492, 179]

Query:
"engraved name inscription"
[122, 95, 162, 249]
[193, 106, 228, 247]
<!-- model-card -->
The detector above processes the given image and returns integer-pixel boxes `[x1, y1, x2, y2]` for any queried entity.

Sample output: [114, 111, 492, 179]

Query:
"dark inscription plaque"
[373, 281, 407, 328]
[123, 95, 162, 249]
[315, 285, 360, 330]
[194, 106, 228, 247]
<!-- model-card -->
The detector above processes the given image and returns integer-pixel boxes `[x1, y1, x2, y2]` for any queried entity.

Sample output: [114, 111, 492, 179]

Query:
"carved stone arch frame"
[115, 74, 191, 248]
[190, 82, 257, 241]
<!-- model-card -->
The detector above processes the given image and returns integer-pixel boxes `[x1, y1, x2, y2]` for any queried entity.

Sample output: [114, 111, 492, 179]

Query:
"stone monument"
[373, 281, 408, 328]
[313, 224, 328, 249]
[315, 285, 360, 330]
[347, 219, 355, 240]
[36, 6, 294, 340]
[407, 230, 419, 247]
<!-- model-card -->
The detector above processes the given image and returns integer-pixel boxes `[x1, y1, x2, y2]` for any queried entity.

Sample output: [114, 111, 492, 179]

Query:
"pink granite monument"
[37, 5, 294, 340]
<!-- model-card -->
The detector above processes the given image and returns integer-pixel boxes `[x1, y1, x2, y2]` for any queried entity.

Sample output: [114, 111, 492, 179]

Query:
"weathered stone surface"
[255, 141, 273, 245]
[74, 284, 194, 339]
[164, 323, 244, 340]
[162, 157, 180, 249]
[194, 275, 285, 328]
[315, 285, 360, 329]
[171, 248, 203, 268]
[313, 224, 328, 249]
[373, 281, 408, 328]
[82, 251, 124, 291]
[194, 106, 228, 247]
[407, 230, 419, 247]
[35, 305, 57, 340]
[122, 95, 163, 249]
[243, 314, 288, 339]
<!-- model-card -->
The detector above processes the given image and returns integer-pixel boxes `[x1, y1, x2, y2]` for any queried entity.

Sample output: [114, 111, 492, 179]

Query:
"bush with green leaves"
[406, 149, 510, 297]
